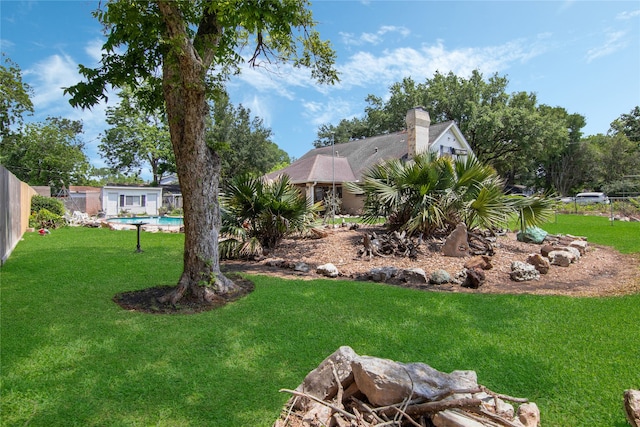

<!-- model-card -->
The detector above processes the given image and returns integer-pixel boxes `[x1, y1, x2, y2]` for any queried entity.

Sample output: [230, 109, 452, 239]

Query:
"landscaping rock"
[351, 355, 478, 406]
[399, 267, 428, 284]
[293, 262, 310, 273]
[569, 240, 589, 255]
[548, 250, 576, 267]
[517, 402, 541, 427]
[369, 266, 399, 282]
[461, 268, 485, 288]
[526, 253, 550, 274]
[517, 226, 548, 244]
[316, 263, 339, 277]
[625, 389, 640, 427]
[540, 244, 555, 258]
[430, 269, 451, 285]
[510, 261, 540, 282]
[464, 255, 493, 270]
[292, 346, 358, 410]
[443, 223, 470, 257]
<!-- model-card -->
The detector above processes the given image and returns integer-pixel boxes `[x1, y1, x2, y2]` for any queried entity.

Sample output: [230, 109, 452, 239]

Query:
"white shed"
[102, 186, 163, 217]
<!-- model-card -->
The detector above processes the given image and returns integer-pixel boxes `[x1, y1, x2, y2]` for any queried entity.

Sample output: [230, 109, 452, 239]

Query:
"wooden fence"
[1, 166, 36, 265]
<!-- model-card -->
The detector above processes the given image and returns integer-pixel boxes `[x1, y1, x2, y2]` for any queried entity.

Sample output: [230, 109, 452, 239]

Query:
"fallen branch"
[279, 389, 357, 421]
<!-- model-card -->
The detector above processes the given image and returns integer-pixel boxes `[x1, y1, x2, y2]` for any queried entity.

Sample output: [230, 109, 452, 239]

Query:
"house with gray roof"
[265, 107, 475, 214]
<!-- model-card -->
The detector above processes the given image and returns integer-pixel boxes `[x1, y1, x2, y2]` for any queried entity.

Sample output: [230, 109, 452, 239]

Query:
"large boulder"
[292, 346, 358, 410]
[517, 226, 548, 244]
[351, 355, 478, 406]
[625, 389, 640, 427]
[548, 250, 576, 267]
[443, 223, 470, 257]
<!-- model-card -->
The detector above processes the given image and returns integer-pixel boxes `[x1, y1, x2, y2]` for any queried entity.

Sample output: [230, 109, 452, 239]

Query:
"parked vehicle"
[574, 192, 610, 204]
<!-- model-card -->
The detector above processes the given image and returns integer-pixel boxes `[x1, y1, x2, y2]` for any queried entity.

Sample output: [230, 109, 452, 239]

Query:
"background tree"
[2, 117, 89, 193]
[0, 55, 34, 168]
[101, 85, 174, 185]
[208, 94, 290, 178]
[65, 1, 337, 303]
[609, 106, 640, 143]
[85, 166, 146, 186]
[315, 70, 581, 189]
[0, 55, 33, 139]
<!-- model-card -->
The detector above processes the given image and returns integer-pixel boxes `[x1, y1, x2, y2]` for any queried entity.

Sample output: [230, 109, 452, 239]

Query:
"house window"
[119, 194, 146, 207]
[314, 186, 342, 202]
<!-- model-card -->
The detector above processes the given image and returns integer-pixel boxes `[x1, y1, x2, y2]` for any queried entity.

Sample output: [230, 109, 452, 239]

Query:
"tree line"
[315, 71, 640, 196]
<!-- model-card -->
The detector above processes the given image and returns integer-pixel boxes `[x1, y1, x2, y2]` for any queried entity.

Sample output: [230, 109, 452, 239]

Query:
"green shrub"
[220, 175, 320, 258]
[29, 208, 65, 229]
[30, 194, 65, 216]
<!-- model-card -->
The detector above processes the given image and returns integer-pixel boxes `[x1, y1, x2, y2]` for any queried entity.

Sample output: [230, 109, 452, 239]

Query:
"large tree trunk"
[157, 2, 238, 304]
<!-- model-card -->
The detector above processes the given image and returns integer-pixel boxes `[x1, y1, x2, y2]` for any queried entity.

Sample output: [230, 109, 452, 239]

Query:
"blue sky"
[2, 1, 639, 180]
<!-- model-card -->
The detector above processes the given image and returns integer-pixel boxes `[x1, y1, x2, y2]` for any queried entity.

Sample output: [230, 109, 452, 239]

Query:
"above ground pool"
[107, 216, 183, 226]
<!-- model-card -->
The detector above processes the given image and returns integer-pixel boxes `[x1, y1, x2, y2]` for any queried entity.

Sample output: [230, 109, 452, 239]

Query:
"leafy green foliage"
[1, 117, 89, 191]
[0, 55, 33, 139]
[100, 85, 174, 185]
[208, 94, 290, 179]
[28, 208, 65, 229]
[350, 152, 555, 236]
[31, 194, 65, 216]
[220, 175, 319, 257]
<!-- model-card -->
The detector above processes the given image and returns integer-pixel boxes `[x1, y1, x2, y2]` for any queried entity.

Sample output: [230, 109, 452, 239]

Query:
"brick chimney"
[406, 107, 430, 159]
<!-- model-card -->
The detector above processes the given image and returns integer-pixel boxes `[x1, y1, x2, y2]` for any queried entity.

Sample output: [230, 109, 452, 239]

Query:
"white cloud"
[585, 30, 628, 62]
[301, 98, 359, 127]
[617, 9, 640, 20]
[25, 54, 81, 110]
[0, 39, 15, 50]
[340, 25, 410, 46]
[84, 38, 104, 63]
[241, 94, 272, 127]
[334, 38, 545, 91]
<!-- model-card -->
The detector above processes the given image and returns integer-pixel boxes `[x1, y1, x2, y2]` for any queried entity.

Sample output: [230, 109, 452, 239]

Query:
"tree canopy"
[101, 85, 174, 185]
[316, 70, 589, 191]
[2, 117, 89, 192]
[208, 94, 290, 179]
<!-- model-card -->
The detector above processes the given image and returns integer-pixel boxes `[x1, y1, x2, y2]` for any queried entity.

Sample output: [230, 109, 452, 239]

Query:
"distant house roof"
[266, 119, 464, 184]
[266, 154, 357, 184]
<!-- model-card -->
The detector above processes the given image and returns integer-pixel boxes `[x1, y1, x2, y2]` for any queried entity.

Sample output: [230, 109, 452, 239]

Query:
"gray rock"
[569, 240, 589, 255]
[316, 263, 339, 277]
[510, 261, 540, 282]
[430, 269, 451, 285]
[293, 262, 310, 273]
[399, 267, 428, 284]
[369, 266, 399, 282]
[293, 346, 358, 410]
[351, 355, 478, 406]
[548, 250, 576, 267]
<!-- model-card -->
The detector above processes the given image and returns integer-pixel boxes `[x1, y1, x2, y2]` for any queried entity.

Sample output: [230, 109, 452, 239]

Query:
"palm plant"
[348, 152, 553, 237]
[220, 174, 320, 259]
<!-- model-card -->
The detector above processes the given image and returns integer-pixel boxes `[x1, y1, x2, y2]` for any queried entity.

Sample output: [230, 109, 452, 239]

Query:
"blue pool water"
[108, 216, 183, 226]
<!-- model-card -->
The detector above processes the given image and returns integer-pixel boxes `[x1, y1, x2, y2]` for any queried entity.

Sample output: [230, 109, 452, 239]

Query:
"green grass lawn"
[1, 217, 639, 426]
